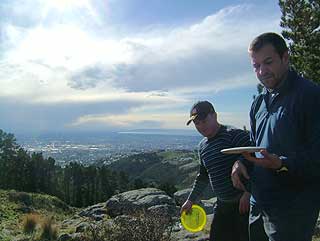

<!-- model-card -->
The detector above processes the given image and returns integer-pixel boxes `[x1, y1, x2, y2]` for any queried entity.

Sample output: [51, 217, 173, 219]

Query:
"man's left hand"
[242, 149, 282, 170]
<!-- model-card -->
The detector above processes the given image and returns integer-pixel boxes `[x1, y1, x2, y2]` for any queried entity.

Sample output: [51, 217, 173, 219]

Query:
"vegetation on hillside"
[0, 129, 132, 207]
[110, 151, 198, 187]
[0, 129, 200, 208]
[0, 189, 76, 240]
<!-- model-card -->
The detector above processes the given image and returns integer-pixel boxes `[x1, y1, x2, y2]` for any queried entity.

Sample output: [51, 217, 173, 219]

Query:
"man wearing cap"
[181, 100, 251, 241]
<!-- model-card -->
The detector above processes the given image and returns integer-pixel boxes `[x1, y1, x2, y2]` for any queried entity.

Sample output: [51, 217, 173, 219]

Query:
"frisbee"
[221, 146, 264, 154]
[181, 204, 207, 232]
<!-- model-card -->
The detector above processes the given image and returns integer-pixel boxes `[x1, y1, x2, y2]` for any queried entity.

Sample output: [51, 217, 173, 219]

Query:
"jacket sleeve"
[280, 85, 320, 180]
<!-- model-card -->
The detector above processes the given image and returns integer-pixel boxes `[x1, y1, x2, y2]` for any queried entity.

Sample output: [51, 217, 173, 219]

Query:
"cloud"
[103, 5, 280, 93]
[69, 109, 251, 131]
[70, 112, 188, 130]
[0, 1, 280, 132]
[1, 4, 280, 98]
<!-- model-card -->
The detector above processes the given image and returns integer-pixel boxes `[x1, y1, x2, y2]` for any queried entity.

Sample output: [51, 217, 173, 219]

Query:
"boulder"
[78, 203, 107, 221]
[105, 188, 177, 218]
[174, 188, 192, 206]
[147, 204, 179, 217]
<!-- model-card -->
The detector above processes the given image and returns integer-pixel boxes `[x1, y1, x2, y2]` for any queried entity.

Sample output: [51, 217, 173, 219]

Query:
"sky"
[0, 0, 282, 135]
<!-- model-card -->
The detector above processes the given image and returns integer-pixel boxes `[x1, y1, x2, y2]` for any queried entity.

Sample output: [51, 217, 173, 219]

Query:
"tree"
[279, 0, 320, 83]
[0, 129, 20, 189]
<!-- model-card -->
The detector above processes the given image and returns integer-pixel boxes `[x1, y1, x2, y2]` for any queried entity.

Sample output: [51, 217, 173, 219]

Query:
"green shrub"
[8, 191, 32, 206]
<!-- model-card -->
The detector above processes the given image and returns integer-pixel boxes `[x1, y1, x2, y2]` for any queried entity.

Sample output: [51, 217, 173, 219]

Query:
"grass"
[0, 189, 77, 240]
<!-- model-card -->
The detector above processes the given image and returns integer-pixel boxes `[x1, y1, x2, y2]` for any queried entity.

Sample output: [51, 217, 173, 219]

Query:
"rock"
[171, 228, 210, 241]
[60, 188, 218, 241]
[174, 188, 192, 206]
[70, 233, 83, 240]
[105, 188, 177, 218]
[147, 204, 179, 217]
[91, 214, 104, 221]
[113, 214, 135, 225]
[314, 218, 320, 236]
[58, 233, 73, 241]
[75, 222, 90, 233]
[199, 198, 216, 215]
[78, 203, 107, 220]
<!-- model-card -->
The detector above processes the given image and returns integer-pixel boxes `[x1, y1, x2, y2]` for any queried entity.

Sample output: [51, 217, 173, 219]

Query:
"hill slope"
[0, 189, 77, 241]
[109, 150, 198, 188]
[109, 150, 214, 198]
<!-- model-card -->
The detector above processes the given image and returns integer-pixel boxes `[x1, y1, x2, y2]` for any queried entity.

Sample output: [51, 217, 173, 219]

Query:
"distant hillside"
[109, 150, 196, 188]
[108, 150, 214, 198]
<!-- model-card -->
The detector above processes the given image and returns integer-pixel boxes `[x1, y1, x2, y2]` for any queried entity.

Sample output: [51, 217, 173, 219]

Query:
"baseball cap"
[186, 101, 215, 126]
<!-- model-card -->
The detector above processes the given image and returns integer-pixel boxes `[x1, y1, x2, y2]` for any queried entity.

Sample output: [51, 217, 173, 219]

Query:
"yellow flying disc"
[180, 204, 207, 232]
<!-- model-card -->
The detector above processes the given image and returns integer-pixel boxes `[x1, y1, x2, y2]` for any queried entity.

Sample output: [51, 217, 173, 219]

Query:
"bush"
[8, 191, 32, 206]
[78, 209, 173, 241]
[51, 196, 69, 211]
[22, 214, 39, 233]
[38, 216, 58, 240]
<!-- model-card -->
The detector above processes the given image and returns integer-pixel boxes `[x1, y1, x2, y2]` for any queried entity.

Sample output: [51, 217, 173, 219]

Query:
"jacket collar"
[262, 68, 296, 96]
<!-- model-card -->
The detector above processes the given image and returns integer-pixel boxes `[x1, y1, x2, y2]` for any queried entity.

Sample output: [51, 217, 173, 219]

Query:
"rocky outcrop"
[174, 188, 192, 206]
[78, 203, 108, 221]
[105, 188, 178, 218]
[59, 188, 211, 241]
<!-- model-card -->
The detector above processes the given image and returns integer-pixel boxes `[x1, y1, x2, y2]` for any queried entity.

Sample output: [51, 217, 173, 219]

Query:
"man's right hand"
[231, 160, 250, 191]
[180, 200, 193, 214]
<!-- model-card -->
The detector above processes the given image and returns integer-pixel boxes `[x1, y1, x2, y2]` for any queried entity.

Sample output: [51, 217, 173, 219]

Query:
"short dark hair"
[248, 32, 288, 58]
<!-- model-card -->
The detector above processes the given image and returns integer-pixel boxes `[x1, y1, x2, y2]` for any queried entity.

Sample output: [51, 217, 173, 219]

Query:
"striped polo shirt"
[188, 125, 251, 202]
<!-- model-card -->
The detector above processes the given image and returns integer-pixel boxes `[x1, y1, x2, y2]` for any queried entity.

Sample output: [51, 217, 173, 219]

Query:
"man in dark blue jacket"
[231, 32, 320, 241]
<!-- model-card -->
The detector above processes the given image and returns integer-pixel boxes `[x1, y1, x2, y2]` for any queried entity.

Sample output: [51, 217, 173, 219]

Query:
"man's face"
[249, 44, 289, 89]
[193, 112, 217, 138]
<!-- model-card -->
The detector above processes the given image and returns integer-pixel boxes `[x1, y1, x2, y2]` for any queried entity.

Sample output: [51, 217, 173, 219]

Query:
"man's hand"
[239, 191, 250, 214]
[180, 200, 193, 214]
[231, 160, 250, 191]
[242, 149, 282, 170]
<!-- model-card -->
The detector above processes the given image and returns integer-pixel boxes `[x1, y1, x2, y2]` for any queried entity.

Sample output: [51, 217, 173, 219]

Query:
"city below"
[16, 130, 201, 166]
